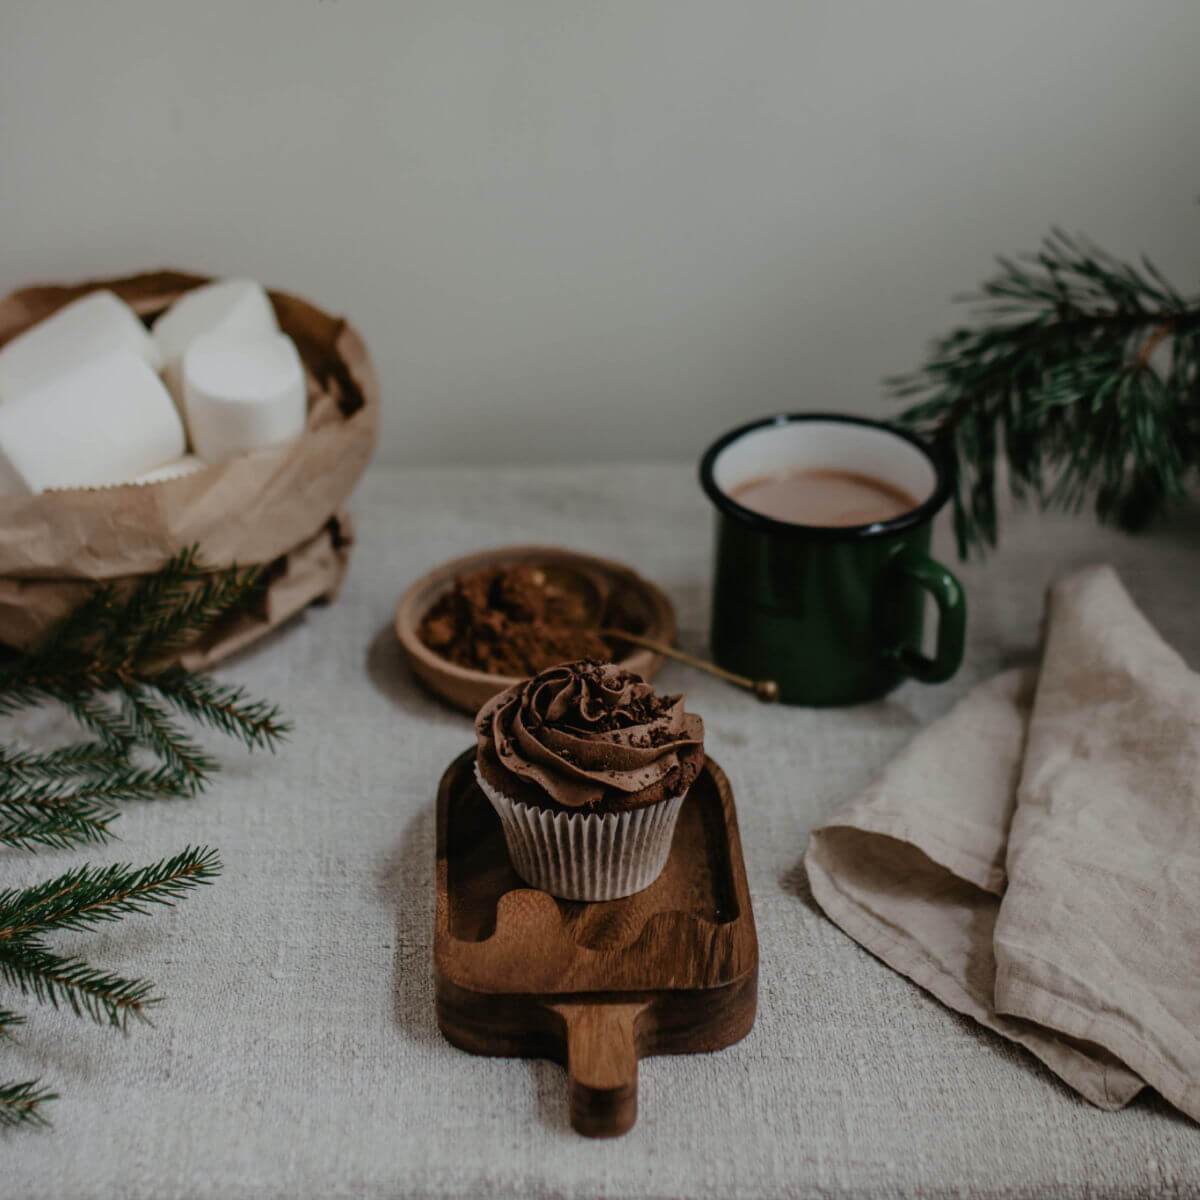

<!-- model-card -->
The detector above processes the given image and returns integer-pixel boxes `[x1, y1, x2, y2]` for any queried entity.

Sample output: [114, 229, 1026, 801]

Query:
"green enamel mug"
[699, 413, 966, 706]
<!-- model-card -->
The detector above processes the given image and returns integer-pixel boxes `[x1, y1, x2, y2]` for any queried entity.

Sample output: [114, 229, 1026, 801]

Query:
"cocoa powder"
[418, 563, 614, 676]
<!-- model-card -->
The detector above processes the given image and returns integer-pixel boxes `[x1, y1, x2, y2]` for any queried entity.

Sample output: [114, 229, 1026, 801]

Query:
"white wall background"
[2, 1, 1198, 466]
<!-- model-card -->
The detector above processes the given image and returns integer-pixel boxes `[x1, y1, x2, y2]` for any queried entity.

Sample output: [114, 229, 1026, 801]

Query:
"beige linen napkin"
[806, 564, 1200, 1121]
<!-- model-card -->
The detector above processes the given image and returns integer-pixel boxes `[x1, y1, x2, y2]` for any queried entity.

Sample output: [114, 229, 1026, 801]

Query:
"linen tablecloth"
[5, 463, 1200, 1199]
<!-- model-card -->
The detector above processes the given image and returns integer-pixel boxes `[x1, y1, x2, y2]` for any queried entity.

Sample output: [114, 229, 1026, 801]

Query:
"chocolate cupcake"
[474, 660, 705, 900]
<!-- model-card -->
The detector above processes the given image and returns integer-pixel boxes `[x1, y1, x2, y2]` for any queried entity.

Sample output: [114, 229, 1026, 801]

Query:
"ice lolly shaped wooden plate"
[434, 749, 758, 1137]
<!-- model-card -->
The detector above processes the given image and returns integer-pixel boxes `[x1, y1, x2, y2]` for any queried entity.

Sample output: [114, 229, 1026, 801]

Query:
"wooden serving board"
[434, 749, 758, 1138]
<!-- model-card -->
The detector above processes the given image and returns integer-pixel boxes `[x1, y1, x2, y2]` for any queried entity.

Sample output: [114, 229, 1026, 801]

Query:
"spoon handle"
[600, 629, 779, 703]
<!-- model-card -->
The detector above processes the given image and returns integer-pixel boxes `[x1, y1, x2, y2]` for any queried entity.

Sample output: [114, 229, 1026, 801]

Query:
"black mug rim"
[698, 411, 953, 540]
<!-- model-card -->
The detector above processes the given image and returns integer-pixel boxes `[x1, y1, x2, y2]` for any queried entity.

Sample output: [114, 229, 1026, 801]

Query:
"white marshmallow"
[183, 332, 307, 464]
[0, 290, 161, 402]
[153, 279, 278, 399]
[131, 455, 207, 485]
[0, 351, 185, 493]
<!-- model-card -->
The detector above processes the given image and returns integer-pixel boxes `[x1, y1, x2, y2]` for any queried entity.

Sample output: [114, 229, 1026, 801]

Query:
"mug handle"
[883, 549, 966, 684]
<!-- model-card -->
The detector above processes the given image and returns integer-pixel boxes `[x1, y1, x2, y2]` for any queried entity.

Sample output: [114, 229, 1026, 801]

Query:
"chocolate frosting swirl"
[475, 660, 705, 810]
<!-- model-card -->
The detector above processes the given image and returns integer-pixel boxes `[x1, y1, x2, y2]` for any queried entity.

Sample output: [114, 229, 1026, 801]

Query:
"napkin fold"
[806, 565, 1200, 1121]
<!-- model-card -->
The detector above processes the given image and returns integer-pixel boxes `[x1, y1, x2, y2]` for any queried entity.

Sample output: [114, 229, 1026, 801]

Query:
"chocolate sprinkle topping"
[475, 660, 705, 811]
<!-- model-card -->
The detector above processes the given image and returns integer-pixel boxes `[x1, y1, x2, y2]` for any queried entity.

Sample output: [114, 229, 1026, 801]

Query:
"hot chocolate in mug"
[699, 412, 965, 706]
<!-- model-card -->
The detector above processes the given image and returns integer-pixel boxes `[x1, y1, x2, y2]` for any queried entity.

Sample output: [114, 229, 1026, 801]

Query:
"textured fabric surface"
[807, 565, 1200, 1123]
[4, 464, 1200, 1199]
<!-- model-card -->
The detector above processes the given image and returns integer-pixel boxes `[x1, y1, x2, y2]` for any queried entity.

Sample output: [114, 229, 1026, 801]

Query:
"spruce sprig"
[0, 547, 291, 799]
[891, 227, 1200, 556]
[0, 549, 291, 1128]
[0, 549, 290, 850]
[0, 848, 223, 1124]
[0, 742, 128, 780]
[152, 668, 290, 752]
[119, 688, 218, 794]
[0, 847, 220, 1029]
[0, 548, 287, 731]
[0, 942, 158, 1028]
[0, 764, 184, 851]
[0, 1078, 57, 1129]
[0, 1009, 45, 1126]
[0, 802, 117, 853]
[0, 847, 222, 940]
[0, 844, 224, 1130]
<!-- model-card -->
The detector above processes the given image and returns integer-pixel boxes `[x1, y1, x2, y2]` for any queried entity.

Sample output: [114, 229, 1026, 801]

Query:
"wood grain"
[434, 749, 758, 1137]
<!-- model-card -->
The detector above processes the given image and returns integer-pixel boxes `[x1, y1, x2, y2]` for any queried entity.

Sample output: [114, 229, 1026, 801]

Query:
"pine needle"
[0, 751, 203, 850]
[0, 847, 222, 941]
[891, 227, 1200, 556]
[60, 696, 136, 755]
[0, 941, 158, 1028]
[0, 742, 128, 781]
[119, 688, 216, 795]
[0, 547, 284, 1127]
[0, 1079, 56, 1128]
[0, 1012, 56, 1130]
[0, 848, 222, 1124]
[0, 547, 290, 839]
[150, 669, 291, 753]
[0, 803, 118, 852]
[1, 765, 182, 808]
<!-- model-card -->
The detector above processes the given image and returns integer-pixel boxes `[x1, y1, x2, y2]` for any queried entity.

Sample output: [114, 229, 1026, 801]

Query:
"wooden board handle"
[552, 1002, 647, 1138]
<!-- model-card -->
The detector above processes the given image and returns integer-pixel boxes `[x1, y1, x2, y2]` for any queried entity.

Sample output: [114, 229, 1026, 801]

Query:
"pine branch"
[0, 1078, 56, 1128]
[0, 1012, 55, 1129]
[0, 679, 51, 720]
[0, 739, 191, 851]
[119, 688, 216, 795]
[16, 583, 121, 677]
[0, 847, 221, 941]
[0, 803, 117, 853]
[0, 548, 261, 694]
[0, 848, 221, 1126]
[0, 548, 289, 826]
[0, 547, 278, 1127]
[0, 742, 130, 783]
[891, 227, 1200, 556]
[59, 695, 137, 755]
[104, 547, 204, 662]
[130, 563, 263, 664]
[0, 766, 184, 851]
[149, 669, 290, 753]
[0, 766, 183, 808]
[0, 941, 157, 1028]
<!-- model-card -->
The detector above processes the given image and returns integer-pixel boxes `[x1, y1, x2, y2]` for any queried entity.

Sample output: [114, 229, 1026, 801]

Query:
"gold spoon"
[601, 627, 780, 703]
[533, 563, 779, 702]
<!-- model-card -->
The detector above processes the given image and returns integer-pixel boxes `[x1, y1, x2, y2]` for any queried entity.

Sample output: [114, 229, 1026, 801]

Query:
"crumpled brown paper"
[0, 270, 379, 666]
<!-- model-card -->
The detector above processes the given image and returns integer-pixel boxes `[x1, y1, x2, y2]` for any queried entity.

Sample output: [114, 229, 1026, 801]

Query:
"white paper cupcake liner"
[475, 765, 686, 901]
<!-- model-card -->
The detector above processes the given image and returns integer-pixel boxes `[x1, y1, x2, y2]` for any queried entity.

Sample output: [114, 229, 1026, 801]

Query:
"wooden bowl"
[394, 545, 677, 715]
